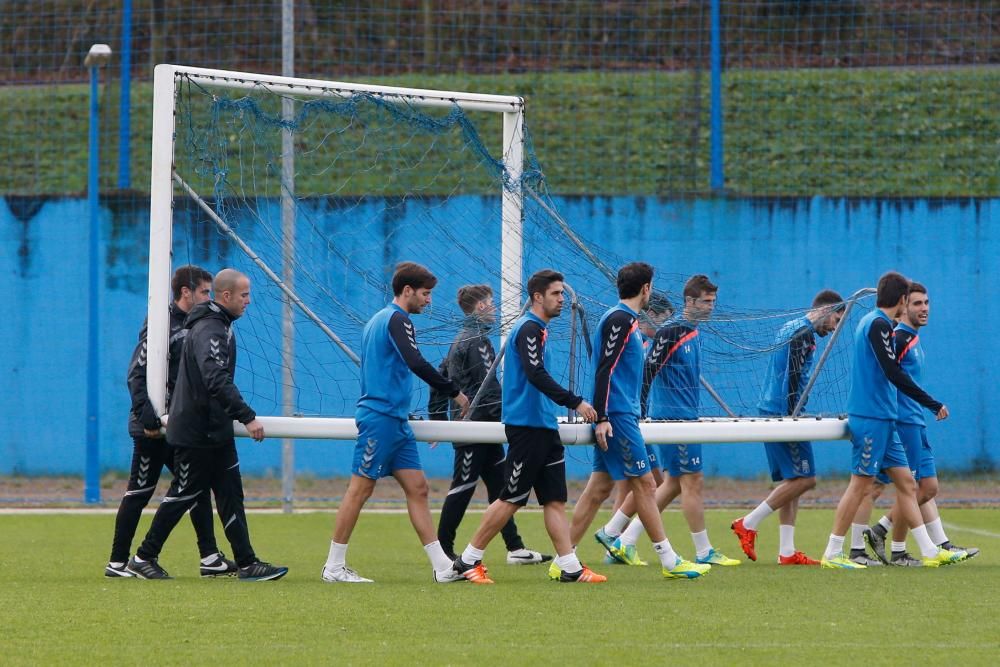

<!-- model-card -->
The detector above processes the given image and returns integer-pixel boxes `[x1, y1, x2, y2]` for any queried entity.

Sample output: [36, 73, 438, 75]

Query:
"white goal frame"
[146, 64, 851, 446]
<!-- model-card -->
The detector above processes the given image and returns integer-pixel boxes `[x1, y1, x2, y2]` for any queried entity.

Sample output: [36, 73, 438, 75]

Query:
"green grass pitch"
[1, 509, 997, 665]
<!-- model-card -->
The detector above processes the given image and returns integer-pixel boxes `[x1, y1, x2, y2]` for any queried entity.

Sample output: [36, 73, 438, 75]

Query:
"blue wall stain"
[2, 195, 997, 479]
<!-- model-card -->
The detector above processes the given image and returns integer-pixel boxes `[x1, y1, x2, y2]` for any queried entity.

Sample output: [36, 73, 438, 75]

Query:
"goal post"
[146, 64, 526, 431]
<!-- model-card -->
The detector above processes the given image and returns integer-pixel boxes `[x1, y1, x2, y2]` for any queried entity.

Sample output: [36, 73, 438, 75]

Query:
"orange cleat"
[778, 551, 820, 566]
[731, 518, 758, 561]
[559, 565, 607, 583]
[461, 562, 495, 584]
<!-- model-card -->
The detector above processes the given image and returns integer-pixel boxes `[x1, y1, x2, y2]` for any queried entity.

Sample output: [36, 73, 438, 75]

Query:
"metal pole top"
[85, 44, 113, 68]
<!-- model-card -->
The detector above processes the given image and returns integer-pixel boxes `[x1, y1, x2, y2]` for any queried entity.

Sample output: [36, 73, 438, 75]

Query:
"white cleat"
[506, 548, 554, 565]
[433, 567, 466, 583]
[321, 565, 373, 583]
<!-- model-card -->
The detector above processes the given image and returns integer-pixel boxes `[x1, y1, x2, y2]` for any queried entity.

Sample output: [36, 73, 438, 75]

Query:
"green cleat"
[547, 560, 562, 580]
[594, 528, 625, 563]
[696, 548, 741, 566]
[941, 541, 979, 560]
[820, 553, 867, 569]
[922, 547, 966, 567]
[662, 557, 711, 579]
[611, 538, 647, 566]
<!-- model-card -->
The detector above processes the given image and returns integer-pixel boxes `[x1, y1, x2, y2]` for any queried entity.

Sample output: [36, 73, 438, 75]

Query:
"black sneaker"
[104, 562, 134, 578]
[238, 561, 288, 582]
[889, 551, 923, 567]
[941, 541, 980, 560]
[863, 527, 889, 564]
[849, 548, 883, 567]
[200, 552, 238, 578]
[126, 556, 172, 579]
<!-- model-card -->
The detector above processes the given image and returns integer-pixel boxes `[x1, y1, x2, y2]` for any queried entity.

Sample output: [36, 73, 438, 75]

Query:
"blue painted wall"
[2, 195, 996, 479]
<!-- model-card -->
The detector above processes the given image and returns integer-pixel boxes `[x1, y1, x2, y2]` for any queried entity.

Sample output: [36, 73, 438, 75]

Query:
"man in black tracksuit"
[129, 269, 287, 581]
[105, 265, 236, 578]
[432, 284, 552, 565]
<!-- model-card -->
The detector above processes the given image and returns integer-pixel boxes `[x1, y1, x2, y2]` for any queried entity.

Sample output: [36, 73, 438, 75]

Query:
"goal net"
[147, 65, 870, 446]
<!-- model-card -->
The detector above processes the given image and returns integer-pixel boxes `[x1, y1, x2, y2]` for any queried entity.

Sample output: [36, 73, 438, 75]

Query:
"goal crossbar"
[161, 64, 523, 112]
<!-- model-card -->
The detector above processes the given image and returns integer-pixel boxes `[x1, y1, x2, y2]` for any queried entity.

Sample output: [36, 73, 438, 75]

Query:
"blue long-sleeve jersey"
[895, 322, 926, 426]
[847, 309, 941, 421]
[357, 304, 457, 420]
[758, 316, 817, 416]
[591, 303, 643, 419]
[502, 312, 582, 429]
[641, 316, 701, 420]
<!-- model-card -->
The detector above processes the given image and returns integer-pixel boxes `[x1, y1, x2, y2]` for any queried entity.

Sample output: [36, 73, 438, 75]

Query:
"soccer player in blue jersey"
[573, 288, 670, 538]
[609, 274, 740, 567]
[858, 282, 979, 565]
[322, 262, 471, 584]
[588, 292, 671, 568]
[730, 289, 844, 565]
[820, 271, 965, 569]
[567, 263, 710, 579]
[432, 284, 551, 566]
[449, 269, 603, 584]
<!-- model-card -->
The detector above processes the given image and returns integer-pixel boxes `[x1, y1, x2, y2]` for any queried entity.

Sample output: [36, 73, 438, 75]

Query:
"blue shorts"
[591, 414, 651, 480]
[874, 430, 904, 485]
[849, 415, 906, 478]
[764, 441, 816, 482]
[353, 408, 421, 480]
[897, 422, 936, 481]
[645, 445, 658, 469]
[657, 443, 703, 476]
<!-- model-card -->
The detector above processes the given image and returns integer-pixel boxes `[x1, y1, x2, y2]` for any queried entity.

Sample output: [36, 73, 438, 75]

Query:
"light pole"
[85, 43, 112, 504]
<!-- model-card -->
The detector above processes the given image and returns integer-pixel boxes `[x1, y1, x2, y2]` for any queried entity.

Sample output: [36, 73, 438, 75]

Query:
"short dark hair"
[812, 289, 845, 311]
[876, 271, 909, 308]
[171, 264, 213, 301]
[457, 284, 493, 314]
[908, 281, 927, 296]
[646, 291, 673, 315]
[616, 262, 655, 299]
[526, 269, 564, 303]
[683, 274, 718, 300]
[392, 262, 437, 296]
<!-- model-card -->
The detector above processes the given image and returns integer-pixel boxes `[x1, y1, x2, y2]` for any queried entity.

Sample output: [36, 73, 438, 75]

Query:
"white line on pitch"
[942, 522, 1000, 539]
